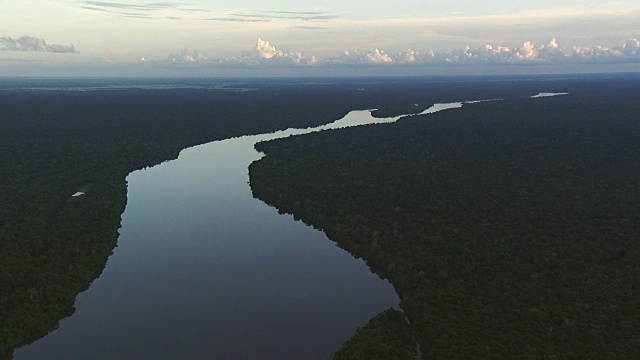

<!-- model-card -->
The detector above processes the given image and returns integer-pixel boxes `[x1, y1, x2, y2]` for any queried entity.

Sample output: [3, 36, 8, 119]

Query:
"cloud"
[292, 26, 329, 30]
[81, 1, 207, 19]
[328, 48, 395, 65]
[265, 11, 326, 15]
[253, 38, 279, 59]
[569, 38, 640, 61]
[212, 10, 338, 23]
[618, 39, 640, 56]
[81, 6, 108, 12]
[308, 37, 639, 66]
[82, 1, 183, 11]
[81, 3, 337, 24]
[390, 38, 640, 65]
[153, 37, 640, 69]
[249, 37, 319, 65]
[203, 17, 271, 23]
[219, 38, 319, 66]
[502, 38, 563, 62]
[167, 49, 208, 63]
[123, 14, 152, 19]
[0, 36, 79, 54]
[149, 39, 318, 66]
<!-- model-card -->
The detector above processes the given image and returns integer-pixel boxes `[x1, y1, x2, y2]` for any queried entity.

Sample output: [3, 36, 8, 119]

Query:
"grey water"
[15, 103, 460, 360]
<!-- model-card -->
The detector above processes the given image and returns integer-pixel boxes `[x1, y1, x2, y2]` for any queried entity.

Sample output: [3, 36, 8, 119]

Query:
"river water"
[16, 103, 461, 360]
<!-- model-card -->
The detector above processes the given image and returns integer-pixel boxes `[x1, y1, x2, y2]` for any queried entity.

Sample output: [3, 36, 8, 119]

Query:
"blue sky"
[1, 0, 639, 76]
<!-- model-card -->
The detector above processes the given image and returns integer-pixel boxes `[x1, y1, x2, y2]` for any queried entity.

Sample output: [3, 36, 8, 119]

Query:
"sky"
[1, 0, 639, 76]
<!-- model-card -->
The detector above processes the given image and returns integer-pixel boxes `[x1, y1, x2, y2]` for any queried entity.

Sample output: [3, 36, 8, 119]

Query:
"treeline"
[1, 75, 630, 358]
[334, 308, 416, 360]
[250, 77, 640, 358]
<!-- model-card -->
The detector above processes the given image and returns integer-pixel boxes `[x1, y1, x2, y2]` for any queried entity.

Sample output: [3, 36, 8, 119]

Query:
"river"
[15, 103, 462, 360]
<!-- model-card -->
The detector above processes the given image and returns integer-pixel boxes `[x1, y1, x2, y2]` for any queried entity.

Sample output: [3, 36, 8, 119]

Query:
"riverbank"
[3, 75, 633, 358]
[0, 79, 380, 357]
[250, 78, 640, 358]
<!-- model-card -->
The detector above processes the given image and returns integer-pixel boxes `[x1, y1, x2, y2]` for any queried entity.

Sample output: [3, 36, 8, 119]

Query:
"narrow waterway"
[16, 103, 462, 360]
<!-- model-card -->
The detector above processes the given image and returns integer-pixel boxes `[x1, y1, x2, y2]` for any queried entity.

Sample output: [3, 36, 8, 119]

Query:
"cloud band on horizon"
[158, 37, 640, 67]
[0, 36, 79, 54]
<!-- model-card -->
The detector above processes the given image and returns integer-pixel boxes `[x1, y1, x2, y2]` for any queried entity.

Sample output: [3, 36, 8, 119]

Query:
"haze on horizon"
[1, 0, 639, 77]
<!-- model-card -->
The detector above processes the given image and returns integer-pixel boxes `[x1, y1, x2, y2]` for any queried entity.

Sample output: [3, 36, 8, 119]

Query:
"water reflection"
[16, 103, 463, 360]
[531, 92, 569, 98]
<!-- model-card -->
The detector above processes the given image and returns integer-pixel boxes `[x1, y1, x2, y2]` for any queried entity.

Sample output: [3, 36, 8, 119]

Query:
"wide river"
[16, 103, 461, 360]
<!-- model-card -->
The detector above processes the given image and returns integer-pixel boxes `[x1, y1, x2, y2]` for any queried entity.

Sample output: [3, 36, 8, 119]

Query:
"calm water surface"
[16, 104, 460, 360]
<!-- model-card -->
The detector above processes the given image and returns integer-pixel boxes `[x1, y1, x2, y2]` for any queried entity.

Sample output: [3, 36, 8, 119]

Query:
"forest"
[1, 75, 637, 358]
[250, 77, 640, 358]
[0, 78, 379, 358]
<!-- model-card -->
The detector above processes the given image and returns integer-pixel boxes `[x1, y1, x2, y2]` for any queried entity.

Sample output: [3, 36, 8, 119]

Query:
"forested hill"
[250, 77, 640, 358]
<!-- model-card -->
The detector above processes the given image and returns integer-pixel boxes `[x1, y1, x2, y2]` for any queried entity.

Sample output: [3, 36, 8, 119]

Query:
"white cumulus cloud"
[618, 38, 639, 56]
[221, 37, 319, 66]
[0, 36, 79, 54]
[401, 38, 640, 65]
[167, 49, 208, 63]
[156, 37, 640, 69]
[253, 37, 280, 59]
[328, 48, 395, 64]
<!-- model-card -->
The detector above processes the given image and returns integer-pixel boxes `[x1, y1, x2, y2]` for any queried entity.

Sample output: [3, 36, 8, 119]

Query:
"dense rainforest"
[250, 77, 640, 358]
[1, 75, 634, 358]
[0, 78, 382, 358]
